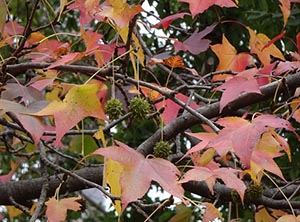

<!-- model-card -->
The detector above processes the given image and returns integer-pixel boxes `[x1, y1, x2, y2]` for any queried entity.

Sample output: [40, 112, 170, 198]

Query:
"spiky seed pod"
[128, 97, 150, 120]
[105, 98, 124, 120]
[153, 141, 172, 159]
[231, 189, 241, 203]
[245, 183, 263, 202]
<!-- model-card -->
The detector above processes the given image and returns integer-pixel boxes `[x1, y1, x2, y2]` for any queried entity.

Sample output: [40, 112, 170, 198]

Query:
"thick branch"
[0, 166, 103, 205]
[137, 73, 300, 155]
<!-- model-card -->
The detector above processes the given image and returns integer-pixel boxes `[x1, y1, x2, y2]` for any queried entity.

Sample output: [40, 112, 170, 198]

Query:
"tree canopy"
[1, 0, 300, 221]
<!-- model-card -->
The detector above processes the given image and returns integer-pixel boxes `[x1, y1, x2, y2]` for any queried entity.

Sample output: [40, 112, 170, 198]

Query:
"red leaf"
[279, 0, 290, 27]
[156, 93, 199, 124]
[173, 24, 216, 55]
[47, 52, 83, 69]
[154, 13, 189, 30]
[262, 30, 286, 51]
[45, 196, 82, 222]
[179, 0, 237, 17]
[93, 141, 185, 210]
[179, 166, 246, 202]
[214, 76, 262, 112]
[68, 0, 95, 25]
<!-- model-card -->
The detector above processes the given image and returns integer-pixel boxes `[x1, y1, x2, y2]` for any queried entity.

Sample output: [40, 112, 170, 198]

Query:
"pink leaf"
[174, 24, 216, 55]
[93, 141, 185, 210]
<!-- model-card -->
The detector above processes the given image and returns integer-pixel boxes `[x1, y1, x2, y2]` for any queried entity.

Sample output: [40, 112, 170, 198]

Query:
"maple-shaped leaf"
[93, 140, 185, 210]
[0, 99, 47, 144]
[33, 83, 107, 145]
[45, 196, 82, 222]
[214, 76, 262, 112]
[247, 27, 285, 66]
[0, 161, 18, 182]
[209, 115, 293, 167]
[179, 132, 217, 161]
[250, 131, 289, 181]
[47, 52, 83, 69]
[154, 13, 190, 30]
[276, 214, 300, 222]
[81, 29, 115, 67]
[179, 166, 246, 202]
[149, 55, 185, 68]
[211, 35, 253, 72]
[156, 92, 199, 124]
[179, 0, 237, 17]
[25, 40, 70, 63]
[173, 24, 216, 55]
[98, 0, 142, 28]
[68, 0, 100, 25]
[279, 0, 290, 27]
[170, 204, 193, 222]
[0, 0, 6, 34]
[202, 202, 223, 222]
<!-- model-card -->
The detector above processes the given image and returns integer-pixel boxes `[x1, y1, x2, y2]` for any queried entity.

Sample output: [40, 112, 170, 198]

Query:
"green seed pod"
[153, 141, 172, 159]
[128, 97, 151, 120]
[231, 189, 241, 203]
[245, 183, 263, 202]
[105, 98, 124, 120]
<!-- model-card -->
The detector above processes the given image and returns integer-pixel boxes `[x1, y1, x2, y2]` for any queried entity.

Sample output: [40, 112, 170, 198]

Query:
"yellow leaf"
[33, 83, 107, 145]
[118, 25, 145, 80]
[104, 158, 123, 218]
[247, 27, 285, 66]
[93, 126, 107, 147]
[196, 148, 215, 166]
[6, 206, 22, 218]
[0, 0, 7, 34]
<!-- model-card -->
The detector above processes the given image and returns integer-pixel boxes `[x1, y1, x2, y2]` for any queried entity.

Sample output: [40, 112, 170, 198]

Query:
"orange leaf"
[202, 202, 223, 222]
[211, 35, 253, 72]
[163, 55, 185, 68]
[0, 161, 18, 183]
[45, 197, 82, 222]
[279, 0, 290, 27]
[93, 140, 185, 210]
[98, 0, 142, 28]
[247, 27, 285, 66]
